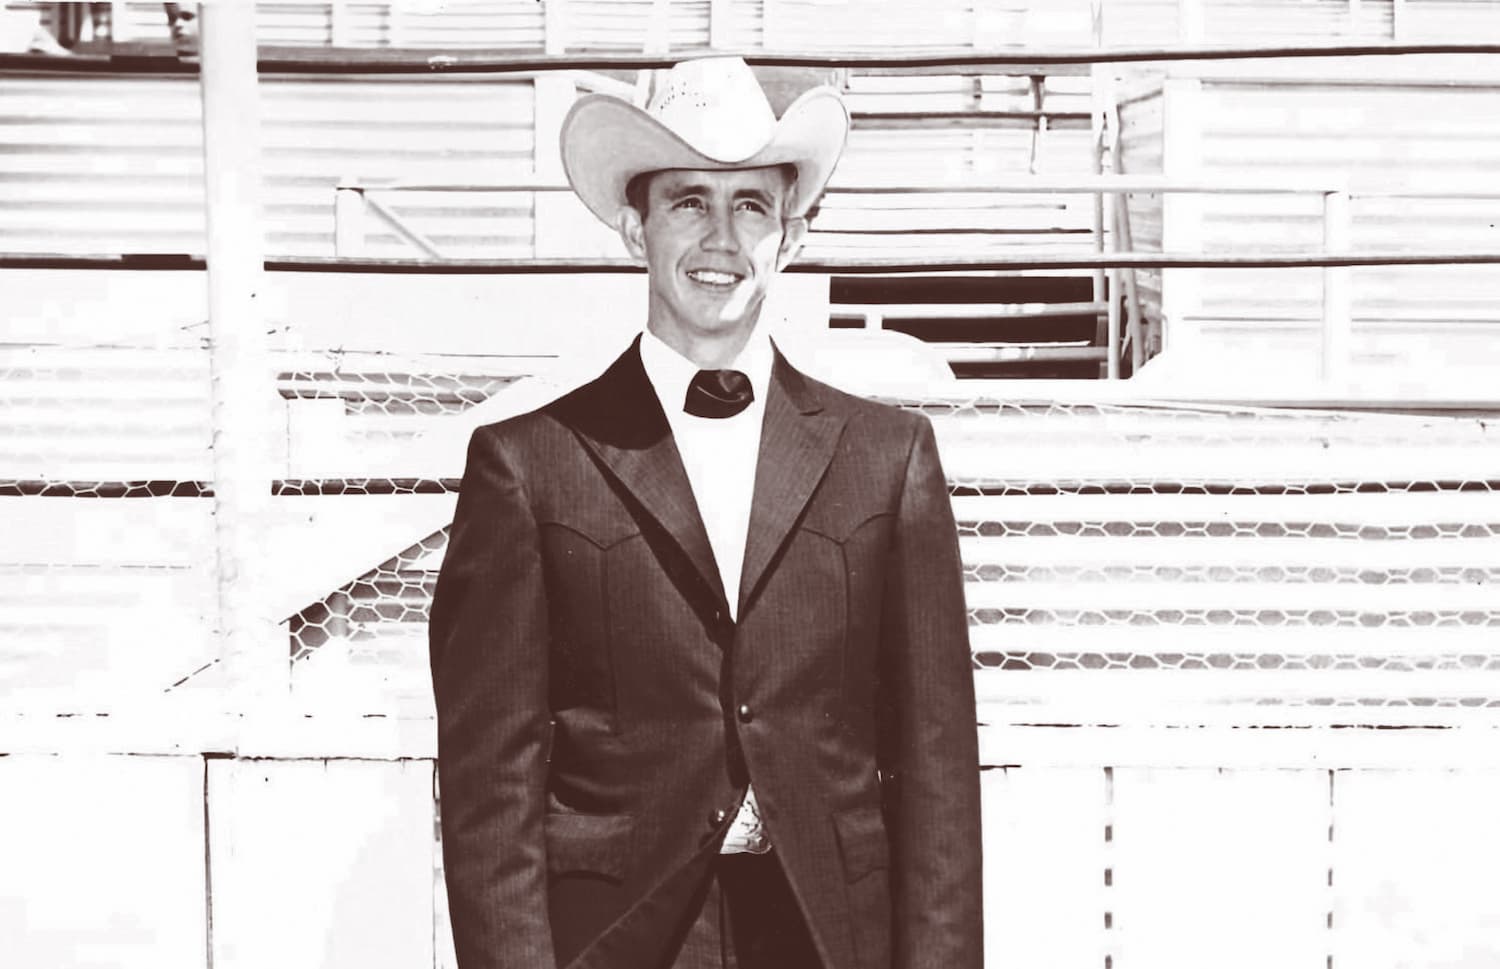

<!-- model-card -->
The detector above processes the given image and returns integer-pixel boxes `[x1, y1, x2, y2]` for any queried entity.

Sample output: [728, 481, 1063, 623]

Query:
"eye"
[673, 196, 705, 211]
[735, 198, 769, 215]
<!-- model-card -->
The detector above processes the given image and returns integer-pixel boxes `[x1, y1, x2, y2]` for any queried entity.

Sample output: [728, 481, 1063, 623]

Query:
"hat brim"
[560, 85, 850, 228]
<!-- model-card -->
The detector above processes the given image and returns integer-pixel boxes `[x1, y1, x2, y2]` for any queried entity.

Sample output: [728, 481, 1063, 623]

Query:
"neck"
[646, 317, 760, 369]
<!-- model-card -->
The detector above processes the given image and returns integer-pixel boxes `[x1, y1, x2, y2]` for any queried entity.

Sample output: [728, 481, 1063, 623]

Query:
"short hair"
[624, 163, 801, 220]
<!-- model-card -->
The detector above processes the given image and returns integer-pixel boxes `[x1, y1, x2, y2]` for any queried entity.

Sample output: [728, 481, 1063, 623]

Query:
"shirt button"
[710, 808, 729, 827]
[737, 704, 753, 723]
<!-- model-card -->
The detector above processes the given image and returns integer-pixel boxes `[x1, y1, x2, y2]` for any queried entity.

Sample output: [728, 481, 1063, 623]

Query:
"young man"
[430, 57, 981, 969]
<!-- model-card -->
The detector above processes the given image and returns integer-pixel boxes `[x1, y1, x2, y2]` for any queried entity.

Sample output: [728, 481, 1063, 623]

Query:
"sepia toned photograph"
[2, 2, 1499, 967]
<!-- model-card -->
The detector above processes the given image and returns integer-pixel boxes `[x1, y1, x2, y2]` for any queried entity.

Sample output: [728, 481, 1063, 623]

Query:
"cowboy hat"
[559, 56, 850, 227]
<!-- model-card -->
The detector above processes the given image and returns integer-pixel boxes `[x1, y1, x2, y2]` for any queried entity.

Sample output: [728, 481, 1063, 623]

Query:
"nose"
[700, 203, 739, 252]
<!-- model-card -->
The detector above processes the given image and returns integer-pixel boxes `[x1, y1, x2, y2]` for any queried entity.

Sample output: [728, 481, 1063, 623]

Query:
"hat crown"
[645, 57, 778, 163]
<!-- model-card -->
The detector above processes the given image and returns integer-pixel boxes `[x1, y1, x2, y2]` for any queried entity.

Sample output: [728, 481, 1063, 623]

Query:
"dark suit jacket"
[430, 337, 982, 969]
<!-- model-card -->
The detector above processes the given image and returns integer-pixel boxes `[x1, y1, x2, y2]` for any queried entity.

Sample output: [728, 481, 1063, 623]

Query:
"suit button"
[736, 704, 753, 723]
[710, 808, 729, 827]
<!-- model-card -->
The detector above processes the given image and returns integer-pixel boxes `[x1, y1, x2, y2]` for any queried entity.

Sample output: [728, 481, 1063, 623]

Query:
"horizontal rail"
[829, 302, 1105, 320]
[6, 42, 1500, 76]
[9, 252, 1500, 273]
[943, 344, 1106, 363]
[340, 175, 1360, 194]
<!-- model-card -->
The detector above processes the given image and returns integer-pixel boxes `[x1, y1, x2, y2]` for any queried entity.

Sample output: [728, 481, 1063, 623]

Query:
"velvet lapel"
[738, 350, 846, 616]
[561, 337, 726, 612]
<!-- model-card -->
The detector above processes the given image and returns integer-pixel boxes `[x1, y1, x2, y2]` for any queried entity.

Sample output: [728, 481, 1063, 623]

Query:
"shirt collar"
[639, 326, 774, 418]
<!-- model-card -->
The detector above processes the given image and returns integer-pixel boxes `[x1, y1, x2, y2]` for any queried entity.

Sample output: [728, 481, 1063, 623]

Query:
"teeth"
[688, 270, 738, 285]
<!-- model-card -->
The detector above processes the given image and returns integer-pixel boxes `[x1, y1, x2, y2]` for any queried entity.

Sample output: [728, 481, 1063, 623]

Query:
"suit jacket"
[430, 337, 982, 969]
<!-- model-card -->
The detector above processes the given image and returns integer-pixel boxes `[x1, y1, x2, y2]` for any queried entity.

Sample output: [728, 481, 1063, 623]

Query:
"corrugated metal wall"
[0, 69, 1098, 260]
[18, 0, 1500, 50]
[1134, 72, 1500, 380]
[0, 73, 536, 257]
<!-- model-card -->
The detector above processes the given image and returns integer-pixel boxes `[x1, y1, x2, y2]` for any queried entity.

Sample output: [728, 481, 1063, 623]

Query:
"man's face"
[620, 166, 806, 358]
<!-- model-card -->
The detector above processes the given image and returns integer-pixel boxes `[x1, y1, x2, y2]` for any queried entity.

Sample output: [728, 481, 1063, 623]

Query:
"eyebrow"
[659, 183, 776, 208]
[733, 188, 776, 208]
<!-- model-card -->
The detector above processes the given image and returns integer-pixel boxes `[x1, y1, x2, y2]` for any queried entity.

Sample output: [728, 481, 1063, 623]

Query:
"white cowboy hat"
[559, 56, 850, 227]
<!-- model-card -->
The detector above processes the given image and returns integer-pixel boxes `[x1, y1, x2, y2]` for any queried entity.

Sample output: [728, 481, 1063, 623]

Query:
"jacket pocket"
[832, 804, 890, 883]
[545, 811, 634, 882]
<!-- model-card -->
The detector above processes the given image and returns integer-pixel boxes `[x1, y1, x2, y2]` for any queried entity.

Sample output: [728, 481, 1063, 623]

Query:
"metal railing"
[333, 174, 1363, 380]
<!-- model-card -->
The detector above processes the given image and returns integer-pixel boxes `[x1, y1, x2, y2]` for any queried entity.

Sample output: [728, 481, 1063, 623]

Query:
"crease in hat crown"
[645, 56, 779, 161]
[559, 54, 850, 227]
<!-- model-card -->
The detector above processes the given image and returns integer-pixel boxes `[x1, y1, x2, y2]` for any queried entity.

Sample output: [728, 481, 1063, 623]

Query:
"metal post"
[200, 4, 281, 704]
[334, 184, 366, 257]
[1090, 63, 1110, 378]
[708, 0, 731, 49]
[1106, 265, 1122, 379]
[543, 0, 568, 55]
[1321, 190, 1352, 384]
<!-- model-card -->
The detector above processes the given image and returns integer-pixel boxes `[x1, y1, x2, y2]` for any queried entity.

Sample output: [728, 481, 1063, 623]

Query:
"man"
[429, 56, 981, 969]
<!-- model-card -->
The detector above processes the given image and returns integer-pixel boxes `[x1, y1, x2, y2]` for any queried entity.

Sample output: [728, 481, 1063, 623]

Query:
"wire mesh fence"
[9, 336, 1494, 732]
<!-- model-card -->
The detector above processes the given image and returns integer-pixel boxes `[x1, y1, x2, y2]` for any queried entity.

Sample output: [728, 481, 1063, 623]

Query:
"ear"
[776, 216, 808, 271]
[618, 206, 647, 260]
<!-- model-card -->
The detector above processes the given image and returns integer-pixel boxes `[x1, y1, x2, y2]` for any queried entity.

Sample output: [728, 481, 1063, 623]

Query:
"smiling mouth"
[686, 269, 743, 287]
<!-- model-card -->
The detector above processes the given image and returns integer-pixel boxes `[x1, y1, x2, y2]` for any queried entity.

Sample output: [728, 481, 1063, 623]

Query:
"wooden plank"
[0, 754, 207, 969]
[1332, 768, 1500, 967]
[1110, 767, 1329, 968]
[208, 758, 436, 969]
[981, 766, 1108, 968]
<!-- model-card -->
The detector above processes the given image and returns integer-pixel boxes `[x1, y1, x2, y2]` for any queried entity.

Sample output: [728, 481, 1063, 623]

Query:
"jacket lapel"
[738, 351, 846, 615]
[562, 338, 727, 611]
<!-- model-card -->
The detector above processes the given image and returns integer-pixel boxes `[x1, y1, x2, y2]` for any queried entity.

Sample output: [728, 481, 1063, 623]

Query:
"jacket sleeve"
[429, 426, 556, 969]
[881, 415, 985, 969]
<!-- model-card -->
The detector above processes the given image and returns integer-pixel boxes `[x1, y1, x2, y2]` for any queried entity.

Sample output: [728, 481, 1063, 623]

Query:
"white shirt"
[639, 326, 772, 854]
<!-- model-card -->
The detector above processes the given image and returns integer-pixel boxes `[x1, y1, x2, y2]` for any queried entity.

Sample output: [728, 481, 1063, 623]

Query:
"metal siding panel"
[208, 759, 437, 969]
[764, 0, 982, 50]
[1198, 0, 1393, 42]
[0, 755, 208, 969]
[1111, 768, 1329, 969]
[1398, 0, 1500, 39]
[982, 767, 1109, 967]
[567, 0, 713, 51]
[0, 74, 536, 257]
[1185, 81, 1500, 358]
[1333, 770, 1500, 967]
[1101, 0, 1182, 46]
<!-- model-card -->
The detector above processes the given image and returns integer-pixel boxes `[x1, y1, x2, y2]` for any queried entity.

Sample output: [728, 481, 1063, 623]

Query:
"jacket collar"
[560, 335, 845, 620]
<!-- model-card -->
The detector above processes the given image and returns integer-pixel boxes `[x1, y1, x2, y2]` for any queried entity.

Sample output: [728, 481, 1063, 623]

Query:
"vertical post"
[200, 4, 281, 706]
[1178, 0, 1204, 43]
[543, 0, 568, 55]
[1106, 265, 1122, 380]
[1089, 62, 1108, 378]
[1114, 194, 1145, 371]
[334, 185, 366, 257]
[387, 1, 404, 47]
[708, 0, 731, 49]
[329, 0, 351, 47]
[1321, 190, 1352, 385]
[532, 75, 578, 257]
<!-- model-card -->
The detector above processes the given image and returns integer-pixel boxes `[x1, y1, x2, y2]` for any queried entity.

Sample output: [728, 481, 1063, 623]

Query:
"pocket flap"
[833, 805, 890, 882]
[545, 812, 634, 881]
